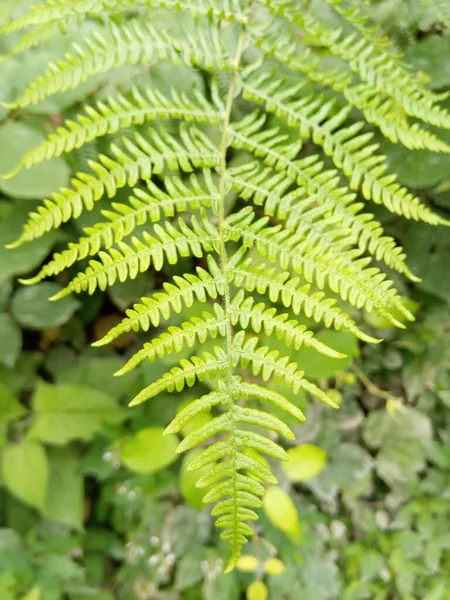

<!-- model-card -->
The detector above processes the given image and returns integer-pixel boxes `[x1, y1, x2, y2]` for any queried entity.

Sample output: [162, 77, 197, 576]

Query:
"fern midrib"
[216, 24, 247, 570]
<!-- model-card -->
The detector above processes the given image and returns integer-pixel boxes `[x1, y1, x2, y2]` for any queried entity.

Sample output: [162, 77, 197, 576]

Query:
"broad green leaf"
[0, 383, 26, 446]
[301, 555, 341, 600]
[328, 443, 373, 498]
[403, 224, 450, 301]
[11, 283, 80, 330]
[0, 315, 22, 369]
[363, 407, 432, 449]
[0, 122, 70, 198]
[121, 427, 178, 474]
[0, 529, 30, 574]
[44, 448, 84, 530]
[108, 272, 153, 311]
[383, 127, 450, 189]
[263, 486, 301, 540]
[405, 36, 450, 89]
[28, 382, 126, 445]
[282, 444, 328, 482]
[293, 330, 358, 380]
[56, 357, 139, 401]
[180, 449, 210, 511]
[0, 201, 60, 282]
[376, 438, 425, 486]
[246, 581, 268, 600]
[174, 548, 213, 591]
[1, 442, 49, 511]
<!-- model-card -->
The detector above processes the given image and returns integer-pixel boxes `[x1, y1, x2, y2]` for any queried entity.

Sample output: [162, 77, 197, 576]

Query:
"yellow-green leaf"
[1, 442, 49, 511]
[180, 449, 211, 510]
[263, 486, 301, 540]
[282, 444, 328, 482]
[121, 427, 179, 474]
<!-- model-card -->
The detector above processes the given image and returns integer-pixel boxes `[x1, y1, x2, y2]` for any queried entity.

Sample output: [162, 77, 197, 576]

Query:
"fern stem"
[217, 24, 248, 572]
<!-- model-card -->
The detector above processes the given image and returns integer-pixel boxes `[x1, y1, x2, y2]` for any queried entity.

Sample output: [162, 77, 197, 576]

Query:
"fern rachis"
[3, 0, 450, 569]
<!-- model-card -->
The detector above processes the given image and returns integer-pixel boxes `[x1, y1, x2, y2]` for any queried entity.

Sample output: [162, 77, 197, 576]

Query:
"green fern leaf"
[4, 0, 449, 568]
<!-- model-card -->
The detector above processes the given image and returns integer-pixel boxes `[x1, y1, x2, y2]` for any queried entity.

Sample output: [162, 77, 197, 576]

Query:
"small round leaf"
[246, 581, 268, 600]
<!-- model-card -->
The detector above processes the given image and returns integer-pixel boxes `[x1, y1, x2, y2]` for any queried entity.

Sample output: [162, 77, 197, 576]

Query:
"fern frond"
[1, 0, 104, 34]
[242, 70, 447, 226]
[230, 290, 345, 358]
[229, 115, 418, 280]
[128, 346, 229, 405]
[51, 215, 219, 298]
[5, 0, 450, 569]
[0, 18, 79, 60]
[231, 331, 338, 408]
[228, 251, 378, 344]
[265, 0, 450, 130]
[116, 304, 227, 375]
[249, 20, 450, 152]
[10, 86, 224, 173]
[22, 171, 218, 284]
[6, 19, 232, 111]
[95, 257, 225, 346]
[9, 126, 218, 249]
[226, 208, 411, 327]
[1, 0, 247, 39]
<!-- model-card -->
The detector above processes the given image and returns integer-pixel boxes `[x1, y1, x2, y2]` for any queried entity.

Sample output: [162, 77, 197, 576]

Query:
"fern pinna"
[2, 0, 450, 569]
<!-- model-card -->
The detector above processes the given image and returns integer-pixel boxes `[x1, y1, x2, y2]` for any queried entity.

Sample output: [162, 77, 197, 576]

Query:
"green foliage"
[1, 0, 450, 585]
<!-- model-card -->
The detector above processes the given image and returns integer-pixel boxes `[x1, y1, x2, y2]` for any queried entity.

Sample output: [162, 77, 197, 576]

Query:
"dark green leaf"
[44, 447, 84, 530]
[0, 315, 22, 369]
[0, 122, 70, 199]
[11, 283, 80, 330]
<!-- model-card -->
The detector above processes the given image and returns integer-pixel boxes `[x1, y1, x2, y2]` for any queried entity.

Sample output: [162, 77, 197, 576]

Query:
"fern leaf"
[51, 215, 219, 299]
[1, 0, 247, 39]
[227, 208, 411, 327]
[229, 115, 418, 280]
[250, 20, 450, 152]
[94, 256, 225, 346]
[242, 70, 447, 226]
[230, 290, 346, 358]
[266, 0, 450, 130]
[9, 126, 218, 249]
[231, 331, 338, 408]
[22, 171, 218, 285]
[10, 87, 224, 173]
[116, 305, 227, 375]
[228, 251, 378, 344]
[6, 19, 232, 110]
[128, 347, 229, 406]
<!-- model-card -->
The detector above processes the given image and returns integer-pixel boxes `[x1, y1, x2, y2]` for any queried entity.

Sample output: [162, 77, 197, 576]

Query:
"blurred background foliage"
[0, 1, 450, 599]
